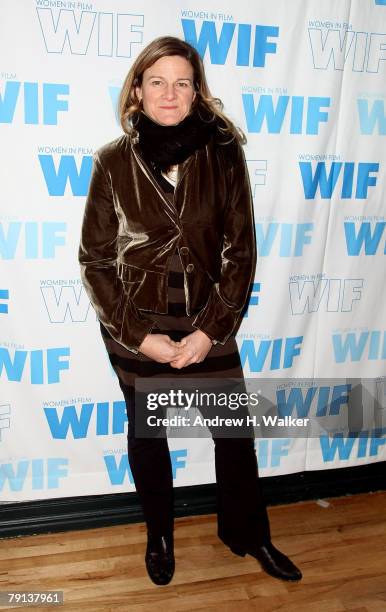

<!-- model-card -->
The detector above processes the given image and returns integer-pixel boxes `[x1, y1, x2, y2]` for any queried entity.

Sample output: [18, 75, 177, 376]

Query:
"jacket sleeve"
[192, 142, 256, 344]
[78, 153, 154, 354]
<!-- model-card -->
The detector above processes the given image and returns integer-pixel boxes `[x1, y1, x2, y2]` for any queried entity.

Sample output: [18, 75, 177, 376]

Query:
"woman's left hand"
[170, 329, 213, 369]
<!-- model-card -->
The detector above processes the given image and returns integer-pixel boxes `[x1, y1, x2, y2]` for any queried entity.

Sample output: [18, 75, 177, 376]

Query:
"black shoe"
[145, 533, 175, 586]
[227, 540, 302, 582]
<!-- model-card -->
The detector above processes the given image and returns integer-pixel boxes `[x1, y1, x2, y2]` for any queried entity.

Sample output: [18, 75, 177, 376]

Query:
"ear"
[135, 86, 142, 102]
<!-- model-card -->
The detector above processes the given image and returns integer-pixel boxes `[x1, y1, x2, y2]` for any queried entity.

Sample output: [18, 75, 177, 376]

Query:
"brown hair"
[118, 36, 245, 144]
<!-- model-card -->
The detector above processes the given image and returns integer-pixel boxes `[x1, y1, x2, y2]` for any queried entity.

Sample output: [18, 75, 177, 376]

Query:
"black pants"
[119, 380, 271, 546]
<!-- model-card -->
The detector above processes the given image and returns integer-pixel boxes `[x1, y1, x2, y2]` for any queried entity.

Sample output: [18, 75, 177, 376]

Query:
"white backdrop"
[1, 0, 386, 501]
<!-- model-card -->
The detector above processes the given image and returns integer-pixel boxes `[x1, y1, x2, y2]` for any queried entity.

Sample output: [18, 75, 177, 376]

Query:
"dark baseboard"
[1, 462, 384, 539]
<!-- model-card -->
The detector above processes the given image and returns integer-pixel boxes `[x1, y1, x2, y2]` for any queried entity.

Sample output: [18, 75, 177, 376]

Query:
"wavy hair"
[118, 36, 245, 144]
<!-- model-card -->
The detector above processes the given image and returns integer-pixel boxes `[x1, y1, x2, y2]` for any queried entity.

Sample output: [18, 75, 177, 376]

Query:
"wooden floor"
[1, 491, 386, 611]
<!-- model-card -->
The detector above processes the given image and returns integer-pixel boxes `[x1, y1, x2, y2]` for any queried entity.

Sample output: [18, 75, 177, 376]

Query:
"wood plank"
[0, 491, 385, 611]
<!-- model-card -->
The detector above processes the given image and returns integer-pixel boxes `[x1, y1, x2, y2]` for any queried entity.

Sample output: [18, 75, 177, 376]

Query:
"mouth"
[159, 106, 178, 110]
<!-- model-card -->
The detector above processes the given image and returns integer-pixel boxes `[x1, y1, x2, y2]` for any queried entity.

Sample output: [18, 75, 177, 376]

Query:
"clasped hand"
[139, 330, 213, 368]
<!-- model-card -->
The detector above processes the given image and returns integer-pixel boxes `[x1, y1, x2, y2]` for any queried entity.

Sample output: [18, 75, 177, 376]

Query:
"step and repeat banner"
[1, 0, 386, 501]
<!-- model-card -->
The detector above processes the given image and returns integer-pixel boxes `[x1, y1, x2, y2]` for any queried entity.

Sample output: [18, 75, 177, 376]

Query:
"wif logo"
[256, 223, 313, 257]
[0, 82, 69, 125]
[308, 27, 386, 73]
[344, 221, 386, 256]
[182, 19, 278, 66]
[36, 7, 144, 57]
[0, 404, 10, 441]
[38, 153, 92, 196]
[299, 161, 379, 200]
[289, 278, 363, 314]
[0, 222, 66, 260]
[40, 283, 92, 323]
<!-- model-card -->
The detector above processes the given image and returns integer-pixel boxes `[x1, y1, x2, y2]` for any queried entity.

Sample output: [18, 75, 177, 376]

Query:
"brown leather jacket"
[79, 128, 256, 353]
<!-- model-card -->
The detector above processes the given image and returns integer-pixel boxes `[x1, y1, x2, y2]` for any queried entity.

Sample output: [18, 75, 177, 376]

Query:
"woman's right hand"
[138, 333, 184, 363]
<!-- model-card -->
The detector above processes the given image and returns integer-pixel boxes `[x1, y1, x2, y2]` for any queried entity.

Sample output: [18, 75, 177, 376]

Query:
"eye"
[150, 80, 163, 86]
[176, 81, 190, 88]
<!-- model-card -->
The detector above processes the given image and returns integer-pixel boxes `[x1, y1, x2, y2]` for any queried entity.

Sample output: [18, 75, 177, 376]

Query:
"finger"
[169, 343, 183, 351]
[168, 345, 182, 355]
[169, 352, 184, 363]
[173, 356, 197, 368]
[170, 361, 183, 369]
[170, 346, 197, 366]
[170, 358, 188, 369]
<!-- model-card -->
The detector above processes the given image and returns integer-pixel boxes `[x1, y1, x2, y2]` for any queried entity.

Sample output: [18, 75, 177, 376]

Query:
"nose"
[163, 83, 177, 99]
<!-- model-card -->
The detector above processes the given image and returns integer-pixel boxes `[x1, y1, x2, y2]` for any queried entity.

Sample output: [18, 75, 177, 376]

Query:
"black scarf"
[134, 108, 218, 174]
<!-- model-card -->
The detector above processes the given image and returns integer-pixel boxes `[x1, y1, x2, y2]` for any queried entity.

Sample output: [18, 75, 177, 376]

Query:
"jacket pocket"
[117, 263, 168, 313]
[118, 262, 146, 284]
[117, 263, 146, 302]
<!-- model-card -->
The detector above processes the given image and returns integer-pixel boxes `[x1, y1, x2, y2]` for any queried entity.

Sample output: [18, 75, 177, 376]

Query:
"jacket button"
[186, 263, 194, 273]
[180, 247, 189, 256]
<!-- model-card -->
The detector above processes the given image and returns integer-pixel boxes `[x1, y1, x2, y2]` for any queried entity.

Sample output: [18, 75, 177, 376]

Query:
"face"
[135, 55, 196, 126]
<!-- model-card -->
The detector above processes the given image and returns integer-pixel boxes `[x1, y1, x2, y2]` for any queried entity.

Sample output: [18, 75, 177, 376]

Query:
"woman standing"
[79, 36, 301, 586]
